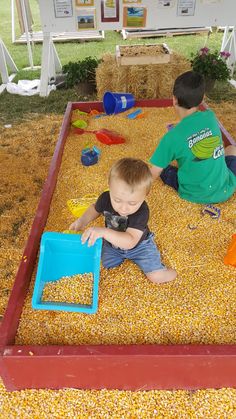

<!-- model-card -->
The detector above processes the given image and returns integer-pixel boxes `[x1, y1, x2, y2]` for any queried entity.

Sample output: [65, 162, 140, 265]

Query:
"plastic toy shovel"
[72, 127, 125, 145]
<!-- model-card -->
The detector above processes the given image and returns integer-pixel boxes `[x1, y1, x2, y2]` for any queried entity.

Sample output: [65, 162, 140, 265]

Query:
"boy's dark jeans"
[160, 165, 179, 191]
[160, 156, 236, 192]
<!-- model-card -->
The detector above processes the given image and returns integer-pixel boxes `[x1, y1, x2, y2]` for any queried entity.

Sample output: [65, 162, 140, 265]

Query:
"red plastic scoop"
[95, 129, 125, 145]
[72, 127, 125, 145]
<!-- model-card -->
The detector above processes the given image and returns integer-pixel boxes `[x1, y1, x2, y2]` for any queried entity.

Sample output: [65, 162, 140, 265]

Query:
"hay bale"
[96, 50, 191, 100]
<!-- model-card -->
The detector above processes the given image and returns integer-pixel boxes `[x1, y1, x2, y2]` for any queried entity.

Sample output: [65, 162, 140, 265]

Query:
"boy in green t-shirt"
[149, 71, 236, 204]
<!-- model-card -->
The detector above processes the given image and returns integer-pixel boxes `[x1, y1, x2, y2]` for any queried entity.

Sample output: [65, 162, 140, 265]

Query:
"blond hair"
[109, 158, 153, 194]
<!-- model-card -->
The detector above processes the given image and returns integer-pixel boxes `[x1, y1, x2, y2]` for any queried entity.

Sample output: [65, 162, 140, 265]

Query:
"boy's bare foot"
[146, 268, 177, 284]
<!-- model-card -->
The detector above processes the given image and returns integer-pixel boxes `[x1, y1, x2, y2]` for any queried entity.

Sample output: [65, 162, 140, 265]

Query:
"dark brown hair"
[173, 71, 205, 109]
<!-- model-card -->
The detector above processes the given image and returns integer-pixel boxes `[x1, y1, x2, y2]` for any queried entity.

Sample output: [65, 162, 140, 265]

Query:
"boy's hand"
[69, 218, 84, 232]
[81, 227, 105, 246]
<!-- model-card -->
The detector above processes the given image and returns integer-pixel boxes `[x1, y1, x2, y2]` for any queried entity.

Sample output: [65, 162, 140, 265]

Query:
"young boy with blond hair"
[70, 158, 176, 284]
[150, 71, 236, 203]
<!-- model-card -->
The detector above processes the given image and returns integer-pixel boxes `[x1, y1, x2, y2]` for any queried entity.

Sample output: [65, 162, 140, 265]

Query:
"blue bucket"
[32, 232, 102, 314]
[103, 91, 135, 115]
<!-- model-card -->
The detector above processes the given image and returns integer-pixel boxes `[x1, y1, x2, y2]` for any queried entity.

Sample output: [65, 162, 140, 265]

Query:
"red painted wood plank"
[1, 345, 236, 391]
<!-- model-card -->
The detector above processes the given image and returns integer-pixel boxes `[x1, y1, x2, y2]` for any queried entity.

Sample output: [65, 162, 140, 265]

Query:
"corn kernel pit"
[1, 102, 236, 415]
[14, 106, 236, 347]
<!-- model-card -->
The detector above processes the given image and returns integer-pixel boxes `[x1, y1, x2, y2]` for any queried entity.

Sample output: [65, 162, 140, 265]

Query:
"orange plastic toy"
[89, 110, 100, 115]
[135, 112, 147, 119]
[224, 234, 236, 267]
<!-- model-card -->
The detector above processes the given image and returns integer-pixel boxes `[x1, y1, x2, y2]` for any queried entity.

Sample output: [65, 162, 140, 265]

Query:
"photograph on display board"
[77, 8, 96, 29]
[54, 0, 73, 17]
[177, 0, 196, 16]
[157, 0, 175, 7]
[101, 0, 119, 22]
[123, 6, 146, 27]
[76, 0, 94, 6]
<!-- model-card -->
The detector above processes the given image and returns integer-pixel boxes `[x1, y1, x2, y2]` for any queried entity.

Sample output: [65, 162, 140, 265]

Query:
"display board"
[38, 0, 236, 32]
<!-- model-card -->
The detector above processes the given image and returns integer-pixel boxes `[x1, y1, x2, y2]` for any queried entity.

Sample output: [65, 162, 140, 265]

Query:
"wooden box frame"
[1, 99, 236, 391]
[116, 43, 171, 66]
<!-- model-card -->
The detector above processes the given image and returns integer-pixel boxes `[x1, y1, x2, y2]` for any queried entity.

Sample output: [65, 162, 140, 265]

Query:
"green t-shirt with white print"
[150, 109, 236, 204]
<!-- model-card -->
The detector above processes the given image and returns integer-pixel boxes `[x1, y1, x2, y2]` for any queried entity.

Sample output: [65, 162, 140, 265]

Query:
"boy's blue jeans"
[160, 155, 236, 191]
[102, 233, 166, 274]
[160, 165, 179, 190]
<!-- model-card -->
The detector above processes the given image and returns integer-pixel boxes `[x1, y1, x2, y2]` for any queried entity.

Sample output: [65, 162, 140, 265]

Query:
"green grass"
[0, 88, 96, 125]
[207, 80, 236, 102]
[0, 0, 235, 124]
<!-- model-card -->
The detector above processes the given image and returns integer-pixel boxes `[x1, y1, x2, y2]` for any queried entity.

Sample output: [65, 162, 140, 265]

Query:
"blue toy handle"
[127, 109, 142, 119]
